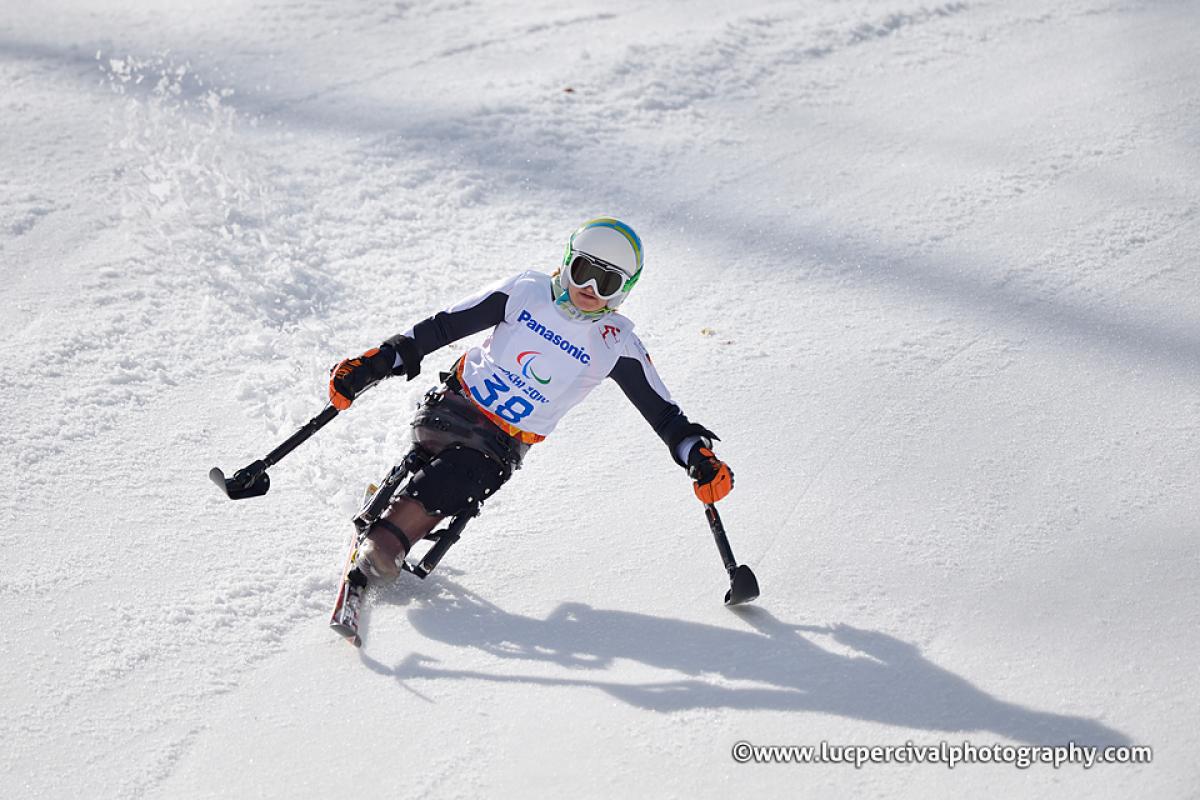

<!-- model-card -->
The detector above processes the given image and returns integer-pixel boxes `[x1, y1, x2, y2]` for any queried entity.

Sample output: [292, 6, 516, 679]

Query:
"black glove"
[329, 345, 396, 410]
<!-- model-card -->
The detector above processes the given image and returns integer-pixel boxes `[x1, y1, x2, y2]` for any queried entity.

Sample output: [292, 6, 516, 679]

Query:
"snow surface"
[2, 0, 1198, 797]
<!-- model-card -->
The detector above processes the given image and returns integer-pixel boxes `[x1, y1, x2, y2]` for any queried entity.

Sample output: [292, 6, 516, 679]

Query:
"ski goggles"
[565, 252, 631, 300]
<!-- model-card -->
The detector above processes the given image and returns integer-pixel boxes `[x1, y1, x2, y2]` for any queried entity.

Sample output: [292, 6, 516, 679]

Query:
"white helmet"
[560, 217, 644, 310]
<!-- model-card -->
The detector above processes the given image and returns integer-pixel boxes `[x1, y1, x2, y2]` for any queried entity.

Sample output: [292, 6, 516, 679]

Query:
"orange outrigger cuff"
[694, 462, 733, 503]
[329, 387, 353, 411]
[329, 348, 381, 410]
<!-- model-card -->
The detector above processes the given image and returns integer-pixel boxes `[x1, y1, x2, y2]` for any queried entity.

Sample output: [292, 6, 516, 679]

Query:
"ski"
[329, 482, 380, 647]
[329, 530, 368, 647]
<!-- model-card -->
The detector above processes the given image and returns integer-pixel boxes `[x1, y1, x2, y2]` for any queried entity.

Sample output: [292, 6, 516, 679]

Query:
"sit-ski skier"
[327, 217, 735, 583]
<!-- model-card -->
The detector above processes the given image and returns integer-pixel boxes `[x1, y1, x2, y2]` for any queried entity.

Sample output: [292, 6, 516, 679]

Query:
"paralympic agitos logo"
[516, 351, 551, 385]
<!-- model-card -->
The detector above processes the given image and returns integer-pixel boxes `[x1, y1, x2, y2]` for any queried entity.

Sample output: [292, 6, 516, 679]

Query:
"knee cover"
[401, 444, 510, 518]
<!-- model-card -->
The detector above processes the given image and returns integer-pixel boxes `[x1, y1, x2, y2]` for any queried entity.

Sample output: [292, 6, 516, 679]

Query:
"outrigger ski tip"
[724, 564, 760, 606]
[209, 464, 271, 500]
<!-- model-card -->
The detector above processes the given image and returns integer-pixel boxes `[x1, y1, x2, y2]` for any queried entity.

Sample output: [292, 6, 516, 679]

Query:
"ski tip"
[330, 621, 362, 647]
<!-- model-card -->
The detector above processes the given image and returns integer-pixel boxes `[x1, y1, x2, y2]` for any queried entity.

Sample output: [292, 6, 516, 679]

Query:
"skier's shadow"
[362, 577, 1130, 746]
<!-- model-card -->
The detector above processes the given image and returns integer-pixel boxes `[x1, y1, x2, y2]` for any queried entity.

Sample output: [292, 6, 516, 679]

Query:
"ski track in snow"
[2, 0, 1199, 798]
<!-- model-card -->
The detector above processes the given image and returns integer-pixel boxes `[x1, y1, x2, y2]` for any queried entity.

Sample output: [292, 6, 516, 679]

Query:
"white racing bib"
[433, 271, 657, 441]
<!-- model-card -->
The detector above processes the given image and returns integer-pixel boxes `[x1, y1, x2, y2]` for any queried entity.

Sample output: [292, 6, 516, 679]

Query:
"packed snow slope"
[2, 0, 1198, 797]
